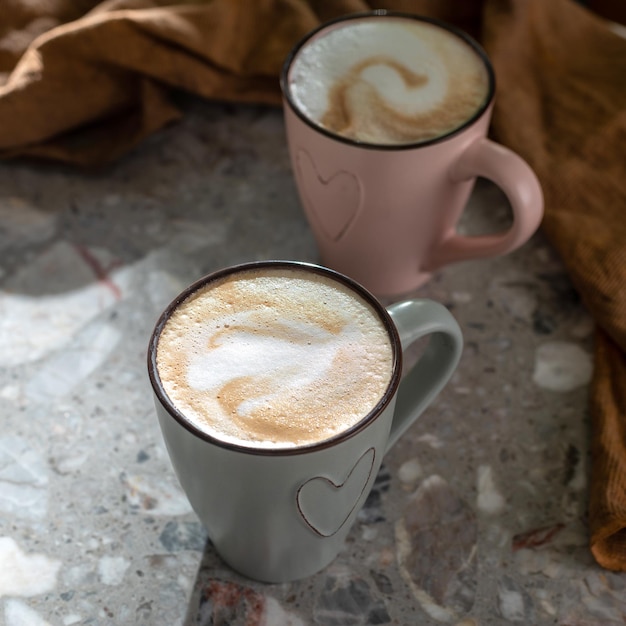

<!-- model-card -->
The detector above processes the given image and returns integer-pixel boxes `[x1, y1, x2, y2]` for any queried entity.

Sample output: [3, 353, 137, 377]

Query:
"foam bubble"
[156, 268, 393, 448]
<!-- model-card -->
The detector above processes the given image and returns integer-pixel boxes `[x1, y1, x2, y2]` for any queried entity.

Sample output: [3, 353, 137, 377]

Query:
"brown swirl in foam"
[321, 54, 488, 144]
[156, 268, 393, 448]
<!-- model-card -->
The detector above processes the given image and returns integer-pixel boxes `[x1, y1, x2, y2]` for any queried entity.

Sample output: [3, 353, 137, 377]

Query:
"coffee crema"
[155, 267, 394, 449]
[287, 17, 490, 145]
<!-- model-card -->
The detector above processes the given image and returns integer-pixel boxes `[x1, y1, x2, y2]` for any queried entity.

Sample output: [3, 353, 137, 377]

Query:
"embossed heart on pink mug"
[295, 149, 362, 242]
[296, 447, 376, 537]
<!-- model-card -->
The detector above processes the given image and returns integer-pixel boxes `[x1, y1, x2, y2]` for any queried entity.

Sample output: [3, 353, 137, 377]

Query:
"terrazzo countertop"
[0, 99, 622, 626]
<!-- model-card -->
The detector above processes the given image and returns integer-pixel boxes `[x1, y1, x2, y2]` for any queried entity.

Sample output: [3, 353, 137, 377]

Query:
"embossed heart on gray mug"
[297, 447, 376, 537]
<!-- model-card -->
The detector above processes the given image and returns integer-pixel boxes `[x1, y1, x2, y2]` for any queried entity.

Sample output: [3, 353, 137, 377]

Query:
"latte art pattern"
[156, 268, 393, 448]
[288, 18, 490, 144]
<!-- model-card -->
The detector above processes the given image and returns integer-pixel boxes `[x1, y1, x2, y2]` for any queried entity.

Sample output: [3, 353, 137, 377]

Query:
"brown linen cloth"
[1, 0, 625, 570]
[0, 0, 483, 165]
[482, 0, 626, 571]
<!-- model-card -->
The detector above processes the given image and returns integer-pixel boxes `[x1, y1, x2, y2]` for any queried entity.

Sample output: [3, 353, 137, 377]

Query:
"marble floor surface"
[0, 100, 622, 626]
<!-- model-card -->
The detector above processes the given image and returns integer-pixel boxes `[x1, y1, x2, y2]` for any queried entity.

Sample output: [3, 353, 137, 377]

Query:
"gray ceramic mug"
[147, 261, 462, 582]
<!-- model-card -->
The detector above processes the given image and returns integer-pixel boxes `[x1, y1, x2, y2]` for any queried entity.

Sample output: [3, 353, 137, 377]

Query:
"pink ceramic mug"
[280, 11, 544, 297]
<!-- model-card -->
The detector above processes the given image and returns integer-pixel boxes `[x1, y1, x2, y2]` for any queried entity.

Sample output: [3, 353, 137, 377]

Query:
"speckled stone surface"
[0, 98, 621, 626]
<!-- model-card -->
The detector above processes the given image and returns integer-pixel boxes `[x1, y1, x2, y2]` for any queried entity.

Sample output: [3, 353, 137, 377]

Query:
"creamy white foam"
[156, 267, 393, 449]
[288, 18, 490, 144]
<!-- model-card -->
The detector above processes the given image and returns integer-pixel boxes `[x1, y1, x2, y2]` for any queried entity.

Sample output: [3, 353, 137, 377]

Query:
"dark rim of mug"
[147, 260, 403, 457]
[280, 10, 496, 151]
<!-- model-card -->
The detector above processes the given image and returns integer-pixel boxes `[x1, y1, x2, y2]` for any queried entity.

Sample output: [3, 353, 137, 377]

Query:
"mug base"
[371, 272, 434, 299]
[319, 258, 434, 299]
[216, 546, 339, 584]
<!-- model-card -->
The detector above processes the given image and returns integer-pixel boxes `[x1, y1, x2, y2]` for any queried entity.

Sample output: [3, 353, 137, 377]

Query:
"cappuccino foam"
[156, 267, 394, 449]
[288, 17, 490, 144]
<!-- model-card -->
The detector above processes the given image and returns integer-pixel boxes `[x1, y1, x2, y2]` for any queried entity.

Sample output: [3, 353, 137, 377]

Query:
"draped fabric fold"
[481, 0, 626, 570]
[1, 0, 625, 570]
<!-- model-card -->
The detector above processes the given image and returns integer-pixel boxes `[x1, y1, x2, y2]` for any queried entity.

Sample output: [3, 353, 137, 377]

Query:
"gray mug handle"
[385, 300, 463, 453]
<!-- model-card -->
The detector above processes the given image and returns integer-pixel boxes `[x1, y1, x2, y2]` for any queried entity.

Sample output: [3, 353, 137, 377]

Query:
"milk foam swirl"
[288, 18, 490, 144]
[156, 268, 393, 449]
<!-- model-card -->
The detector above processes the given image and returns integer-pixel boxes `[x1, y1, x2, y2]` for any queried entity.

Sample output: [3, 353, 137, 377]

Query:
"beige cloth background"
[1, 0, 625, 570]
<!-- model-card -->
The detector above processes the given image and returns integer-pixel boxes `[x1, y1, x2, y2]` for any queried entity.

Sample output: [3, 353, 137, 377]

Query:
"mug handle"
[427, 138, 544, 269]
[384, 300, 463, 453]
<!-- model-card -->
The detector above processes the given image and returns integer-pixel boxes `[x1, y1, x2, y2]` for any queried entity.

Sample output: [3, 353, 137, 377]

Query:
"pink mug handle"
[428, 138, 544, 269]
